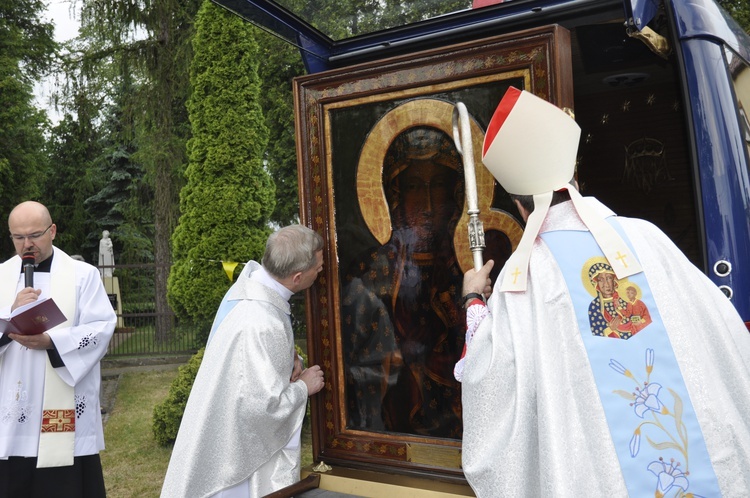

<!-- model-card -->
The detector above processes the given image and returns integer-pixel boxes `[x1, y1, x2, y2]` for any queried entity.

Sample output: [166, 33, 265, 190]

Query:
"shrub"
[152, 348, 205, 447]
[167, 0, 274, 332]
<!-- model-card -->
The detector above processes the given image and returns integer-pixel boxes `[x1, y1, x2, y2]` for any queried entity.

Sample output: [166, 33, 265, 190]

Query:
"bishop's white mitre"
[481, 87, 642, 291]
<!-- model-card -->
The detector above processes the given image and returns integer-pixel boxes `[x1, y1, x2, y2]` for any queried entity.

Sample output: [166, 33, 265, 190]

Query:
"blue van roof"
[671, 0, 750, 62]
[211, 0, 749, 72]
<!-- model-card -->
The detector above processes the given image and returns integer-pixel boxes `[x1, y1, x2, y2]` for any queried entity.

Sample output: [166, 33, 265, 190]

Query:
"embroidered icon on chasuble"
[540, 220, 720, 497]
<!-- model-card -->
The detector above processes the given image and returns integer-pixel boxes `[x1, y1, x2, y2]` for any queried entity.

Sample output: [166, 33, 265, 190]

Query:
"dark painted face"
[398, 160, 457, 251]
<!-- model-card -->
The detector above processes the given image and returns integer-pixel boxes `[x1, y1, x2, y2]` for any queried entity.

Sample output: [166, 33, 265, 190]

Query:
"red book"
[0, 298, 67, 336]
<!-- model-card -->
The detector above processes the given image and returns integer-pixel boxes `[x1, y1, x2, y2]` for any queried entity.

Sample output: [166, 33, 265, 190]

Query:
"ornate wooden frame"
[294, 24, 572, 481]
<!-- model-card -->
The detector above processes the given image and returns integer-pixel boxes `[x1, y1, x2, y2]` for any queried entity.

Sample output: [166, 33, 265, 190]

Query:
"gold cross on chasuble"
[41, 409, 76, 433]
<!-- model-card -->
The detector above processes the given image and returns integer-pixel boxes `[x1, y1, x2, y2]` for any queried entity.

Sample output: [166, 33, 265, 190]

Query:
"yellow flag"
[222, 261, 239, 282]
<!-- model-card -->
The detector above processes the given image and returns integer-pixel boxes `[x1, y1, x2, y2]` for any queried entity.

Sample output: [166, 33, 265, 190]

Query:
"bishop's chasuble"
[461, 198, 750, 496]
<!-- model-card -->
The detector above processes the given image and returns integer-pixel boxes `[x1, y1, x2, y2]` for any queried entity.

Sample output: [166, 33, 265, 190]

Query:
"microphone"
[22, 252, 35, 288]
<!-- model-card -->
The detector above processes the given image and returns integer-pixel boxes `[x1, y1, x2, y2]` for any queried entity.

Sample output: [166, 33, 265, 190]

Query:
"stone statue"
[99, 230, 115, 277]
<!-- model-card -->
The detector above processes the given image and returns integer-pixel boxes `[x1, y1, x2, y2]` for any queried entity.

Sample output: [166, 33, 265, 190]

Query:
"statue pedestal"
[101, 276, 124, 329]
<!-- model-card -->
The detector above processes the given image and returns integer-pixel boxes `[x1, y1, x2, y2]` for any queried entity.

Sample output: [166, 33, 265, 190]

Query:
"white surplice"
[461, 199, 750, 496]
[160, 262, 308, 498]
[0, 247, 116, 459]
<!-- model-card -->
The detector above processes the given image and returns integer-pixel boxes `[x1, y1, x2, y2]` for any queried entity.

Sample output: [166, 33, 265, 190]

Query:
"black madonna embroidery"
[583, 257, 652, 340]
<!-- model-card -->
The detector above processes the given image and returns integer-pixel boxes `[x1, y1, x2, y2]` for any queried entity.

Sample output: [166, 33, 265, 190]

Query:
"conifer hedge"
[168, 0, 275, 340]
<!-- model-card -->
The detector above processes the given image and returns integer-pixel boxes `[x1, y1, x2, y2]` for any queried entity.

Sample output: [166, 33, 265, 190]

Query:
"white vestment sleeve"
[46, 259, 117, 385]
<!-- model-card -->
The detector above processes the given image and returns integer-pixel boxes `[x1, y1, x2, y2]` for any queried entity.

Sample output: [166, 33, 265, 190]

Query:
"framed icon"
[295, 24, 573, 481]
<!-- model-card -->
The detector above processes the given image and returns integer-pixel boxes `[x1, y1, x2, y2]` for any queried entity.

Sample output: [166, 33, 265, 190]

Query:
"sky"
[34, 0, 81, 121]
[47, 0, 80, 41]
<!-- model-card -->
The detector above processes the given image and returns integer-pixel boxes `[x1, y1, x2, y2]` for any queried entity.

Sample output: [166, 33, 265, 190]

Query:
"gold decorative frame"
[294, 24, 573, 481]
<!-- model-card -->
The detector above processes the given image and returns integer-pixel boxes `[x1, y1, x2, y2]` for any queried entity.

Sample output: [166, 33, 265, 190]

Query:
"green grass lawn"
[102, 368, 313, 497]
[102, 370, 177, 497]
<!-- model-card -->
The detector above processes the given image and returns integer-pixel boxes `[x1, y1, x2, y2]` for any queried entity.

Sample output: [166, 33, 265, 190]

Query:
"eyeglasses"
[10, 224, 53, 242]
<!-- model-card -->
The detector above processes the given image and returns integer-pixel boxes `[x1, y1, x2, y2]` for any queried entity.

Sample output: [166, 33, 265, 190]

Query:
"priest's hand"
[291, 353, 303, 382]
[300, 364, 325, 396]
[8, 331, 53, 350]
[462, 260, 494, 301]
[11, 287, 41, 312]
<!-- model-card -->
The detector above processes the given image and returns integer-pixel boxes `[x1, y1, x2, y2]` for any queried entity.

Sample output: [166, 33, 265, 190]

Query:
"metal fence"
[101, 263, 203, 357]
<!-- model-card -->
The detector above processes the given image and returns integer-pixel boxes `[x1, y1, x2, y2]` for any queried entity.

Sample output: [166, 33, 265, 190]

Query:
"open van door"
[213, 0, 750, 492]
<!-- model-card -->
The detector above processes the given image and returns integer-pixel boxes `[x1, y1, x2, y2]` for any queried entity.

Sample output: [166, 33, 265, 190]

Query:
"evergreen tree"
[0, 0, 55, 257]
[71, 0, 201, 341]
[257, 31, 303, 226]
[43, 111, 101, 260]
[168, 0, 274, 335]
[84, 71, 153, 265]
[0, 65, 48, 257]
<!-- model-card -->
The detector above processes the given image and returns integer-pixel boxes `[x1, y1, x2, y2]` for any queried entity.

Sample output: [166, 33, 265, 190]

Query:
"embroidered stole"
[0, 254, 76, 468]
[540, 221, 720, 496]
[206, 294, 240, 346]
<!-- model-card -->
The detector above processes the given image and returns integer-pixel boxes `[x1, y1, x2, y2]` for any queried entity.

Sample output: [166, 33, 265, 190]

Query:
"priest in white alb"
[161, 225, 326, 498]
[0, 201, 116, 497]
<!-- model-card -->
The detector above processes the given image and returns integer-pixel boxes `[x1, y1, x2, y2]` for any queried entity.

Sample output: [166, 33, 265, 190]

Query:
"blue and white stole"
[540, 219, 720, 497]
[207, 289, 240, 346]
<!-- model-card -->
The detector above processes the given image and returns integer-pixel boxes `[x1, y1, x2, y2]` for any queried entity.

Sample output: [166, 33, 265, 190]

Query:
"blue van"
[214, 0, 750, 491]
[216, 0, 749, 325]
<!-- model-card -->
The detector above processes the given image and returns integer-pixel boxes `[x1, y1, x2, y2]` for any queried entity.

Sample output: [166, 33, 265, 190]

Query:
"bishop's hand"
[462, 260, 494, 303]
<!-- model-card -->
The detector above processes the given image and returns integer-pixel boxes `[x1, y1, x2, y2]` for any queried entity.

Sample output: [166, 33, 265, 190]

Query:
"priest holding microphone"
[0, 201, 116, 498]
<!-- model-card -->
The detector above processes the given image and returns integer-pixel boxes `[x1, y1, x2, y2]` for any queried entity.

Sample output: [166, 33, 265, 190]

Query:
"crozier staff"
[453, 101, 485, 272]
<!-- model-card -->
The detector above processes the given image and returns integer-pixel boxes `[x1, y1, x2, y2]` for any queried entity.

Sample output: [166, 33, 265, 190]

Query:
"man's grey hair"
[262, 225, 324, 279]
